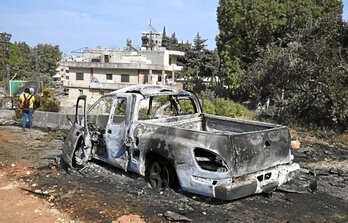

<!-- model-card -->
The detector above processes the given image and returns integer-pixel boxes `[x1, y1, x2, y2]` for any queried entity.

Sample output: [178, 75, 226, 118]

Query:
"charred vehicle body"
[62, 85, 299, 200]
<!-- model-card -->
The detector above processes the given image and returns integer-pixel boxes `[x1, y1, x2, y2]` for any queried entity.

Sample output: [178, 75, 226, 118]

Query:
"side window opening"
[87, 96, 114, 128]
[138, 95, 175, 119]
[113, 98, 127, 124]
[178, 97, 196, 115]
[88, 96, 114, 115]
[137, 95, 196, 120]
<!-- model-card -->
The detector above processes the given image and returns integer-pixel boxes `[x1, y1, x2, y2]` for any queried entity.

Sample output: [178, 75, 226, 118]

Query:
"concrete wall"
[0, 110, 74, 130]
[33, 111, 74, 130]
[140, 51, 165, 66]
[0, 110, 15, 120]
[32, 111, 112, 130]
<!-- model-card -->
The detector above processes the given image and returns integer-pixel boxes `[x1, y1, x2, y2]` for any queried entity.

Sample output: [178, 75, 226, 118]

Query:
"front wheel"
[146, 159, 174, 190]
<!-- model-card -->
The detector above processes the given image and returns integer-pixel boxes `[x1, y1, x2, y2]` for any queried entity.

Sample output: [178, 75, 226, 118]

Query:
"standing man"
[19, 88, 35, 131]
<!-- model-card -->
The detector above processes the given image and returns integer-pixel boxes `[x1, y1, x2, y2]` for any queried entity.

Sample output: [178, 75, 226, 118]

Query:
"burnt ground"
[0, 125, 347, 223]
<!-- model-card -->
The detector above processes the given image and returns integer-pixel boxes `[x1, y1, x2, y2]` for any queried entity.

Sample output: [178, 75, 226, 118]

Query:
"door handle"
[107, 129, 112, 134]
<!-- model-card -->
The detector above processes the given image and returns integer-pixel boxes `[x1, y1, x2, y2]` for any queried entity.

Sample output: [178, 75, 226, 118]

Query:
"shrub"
[202, 99, 216, 115]
[35, 88, 60, 112]
[214, 98, 248, 118]
[200, 97, 250, 119]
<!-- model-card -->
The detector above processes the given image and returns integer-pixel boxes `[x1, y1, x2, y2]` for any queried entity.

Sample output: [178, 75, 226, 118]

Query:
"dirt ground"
[0, 125, 347, 223]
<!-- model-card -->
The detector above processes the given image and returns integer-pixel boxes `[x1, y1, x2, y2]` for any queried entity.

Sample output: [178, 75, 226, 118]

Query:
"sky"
[0, 0, 347, 55]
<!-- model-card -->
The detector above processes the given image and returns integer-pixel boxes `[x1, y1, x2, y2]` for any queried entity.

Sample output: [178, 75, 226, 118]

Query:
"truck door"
[62, 95, 93, 168]
[105, 94, 132, 171]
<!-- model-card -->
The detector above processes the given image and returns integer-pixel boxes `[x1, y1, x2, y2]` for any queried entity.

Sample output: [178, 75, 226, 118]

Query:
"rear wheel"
[146, 159, 174, 190]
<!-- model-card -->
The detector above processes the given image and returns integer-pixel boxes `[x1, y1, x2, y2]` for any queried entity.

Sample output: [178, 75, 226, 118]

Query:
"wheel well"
[145, 152, 180, 189]
[145, 152, 166, 167]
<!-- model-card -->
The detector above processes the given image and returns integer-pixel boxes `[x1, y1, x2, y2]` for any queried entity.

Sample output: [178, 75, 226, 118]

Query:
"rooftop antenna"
[71, 47, 90, 54]
[148, 19, 157, 50]
[141, 20, 162, 50]
[148, 19, 157, 33]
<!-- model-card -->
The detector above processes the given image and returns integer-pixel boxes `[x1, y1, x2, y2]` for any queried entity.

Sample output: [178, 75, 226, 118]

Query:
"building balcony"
[59, 61, 182, 71]
[63, 81, 136, 90]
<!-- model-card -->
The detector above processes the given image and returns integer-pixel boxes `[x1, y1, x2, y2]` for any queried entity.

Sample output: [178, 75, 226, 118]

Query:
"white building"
[59, 27, 184, 109]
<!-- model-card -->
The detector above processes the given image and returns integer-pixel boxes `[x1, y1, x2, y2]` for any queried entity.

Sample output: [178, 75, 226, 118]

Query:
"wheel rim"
[149, 161, 170, 189]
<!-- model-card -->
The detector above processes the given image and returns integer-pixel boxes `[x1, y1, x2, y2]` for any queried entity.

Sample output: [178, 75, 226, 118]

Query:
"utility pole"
[32, 48, 41, 77]
[0, 32, 12, 95]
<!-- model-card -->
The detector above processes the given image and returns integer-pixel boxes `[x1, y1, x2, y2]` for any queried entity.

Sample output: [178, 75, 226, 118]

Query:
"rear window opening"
[138, 95, 197, 120]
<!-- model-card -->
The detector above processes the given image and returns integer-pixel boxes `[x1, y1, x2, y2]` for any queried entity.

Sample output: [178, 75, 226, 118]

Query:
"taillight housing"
[194, 148, 228, 172]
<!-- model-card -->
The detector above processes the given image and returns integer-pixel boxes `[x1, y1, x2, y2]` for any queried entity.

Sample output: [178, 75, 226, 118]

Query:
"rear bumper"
[214, 163, 300, 200]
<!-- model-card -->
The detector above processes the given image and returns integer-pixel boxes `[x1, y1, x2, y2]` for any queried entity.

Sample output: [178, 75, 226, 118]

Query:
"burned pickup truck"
[62, 85, 299, 200]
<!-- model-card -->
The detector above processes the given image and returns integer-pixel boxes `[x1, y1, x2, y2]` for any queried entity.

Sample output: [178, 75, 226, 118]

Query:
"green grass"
[35, 130, 66, 141]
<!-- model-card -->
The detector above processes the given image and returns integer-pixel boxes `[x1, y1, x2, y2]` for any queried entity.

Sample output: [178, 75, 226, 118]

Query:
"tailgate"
[229, 127, 292, 177]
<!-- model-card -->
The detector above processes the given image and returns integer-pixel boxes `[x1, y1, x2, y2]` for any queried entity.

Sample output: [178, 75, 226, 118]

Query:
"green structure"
[9, 81, 43, 96]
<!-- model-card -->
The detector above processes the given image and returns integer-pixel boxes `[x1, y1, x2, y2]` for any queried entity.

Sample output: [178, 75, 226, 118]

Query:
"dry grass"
[290, 128, 348, 149]
[336, 134, 348, 147]
[290, 128, 331, 146]
[290, 127, 348, 149]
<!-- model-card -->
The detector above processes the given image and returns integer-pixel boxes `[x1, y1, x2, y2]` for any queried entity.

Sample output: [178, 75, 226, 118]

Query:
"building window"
[158, 76, 162, 82]
[91, 58, 101, 62]
[104, 55, 109, 63]
[106, 73, 112, 80]
[65, 76, 69, 80]
[76, 72, 84, 80]
[169, 57, 172, 65]
[121, 74, 130, 83]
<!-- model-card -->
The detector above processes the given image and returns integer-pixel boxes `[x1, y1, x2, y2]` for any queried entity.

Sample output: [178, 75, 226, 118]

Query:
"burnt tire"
[146, 159, 174, 190]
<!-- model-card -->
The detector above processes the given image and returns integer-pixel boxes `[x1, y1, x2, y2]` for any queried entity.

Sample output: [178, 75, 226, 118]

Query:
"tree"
[0, 32, 11, 82]
[6, 42, 33, 80]
[30, 44, 62, 86]
[193, 33, 207, 51]
[3, 41, 62, 87]
[162, 32, 179, 50]
[176, 33, 218, 93]
[162, 30, 219, 93]
[245, 15, 348, 131]
[32, 44, 62, 77]
[216, 0, 343, 91]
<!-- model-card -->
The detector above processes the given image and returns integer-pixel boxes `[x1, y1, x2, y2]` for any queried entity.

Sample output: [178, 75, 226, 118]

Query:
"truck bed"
[140, 113, 292, 177]
[141, 113, 277, 134]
